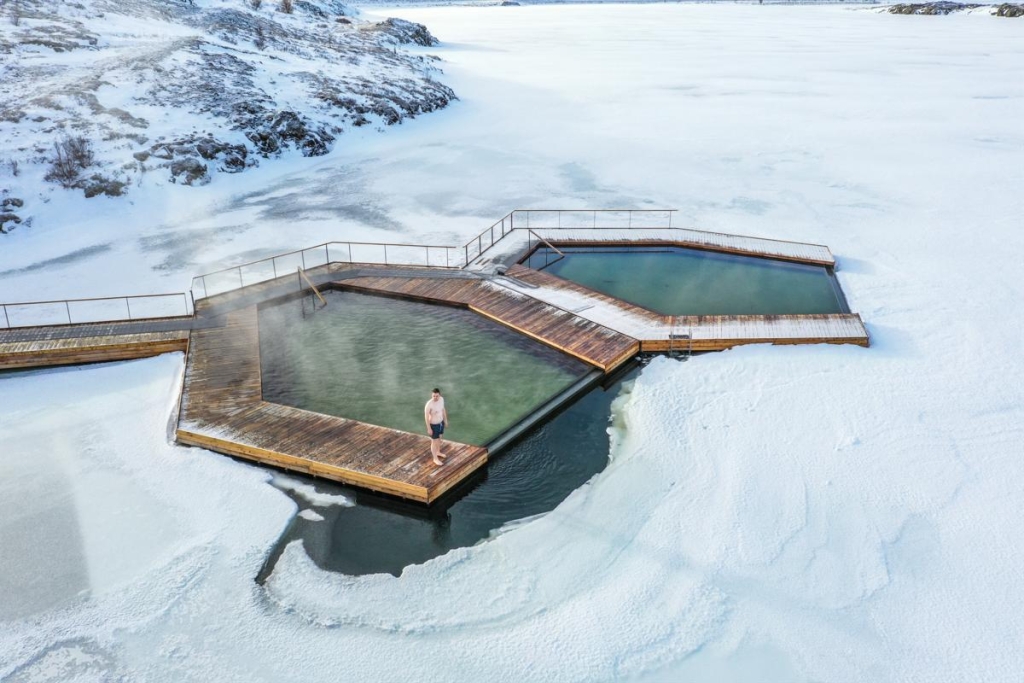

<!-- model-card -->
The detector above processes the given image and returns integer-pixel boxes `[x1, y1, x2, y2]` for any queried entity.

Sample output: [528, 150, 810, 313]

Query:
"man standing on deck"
[425, 388, 448, 466]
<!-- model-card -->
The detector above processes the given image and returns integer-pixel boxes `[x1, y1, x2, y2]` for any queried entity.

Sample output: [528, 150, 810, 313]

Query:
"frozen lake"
[2, 3, 1023, 681]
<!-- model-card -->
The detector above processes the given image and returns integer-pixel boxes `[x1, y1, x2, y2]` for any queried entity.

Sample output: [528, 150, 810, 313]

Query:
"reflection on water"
[260, 367, 639, 578]
[527, 246, 849, 316]
[259, 289, 591, 446]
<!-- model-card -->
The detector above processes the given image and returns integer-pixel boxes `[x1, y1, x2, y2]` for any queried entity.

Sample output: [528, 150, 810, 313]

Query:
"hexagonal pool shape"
[257, 289, 594, 448]
[523, 244, 849, 316]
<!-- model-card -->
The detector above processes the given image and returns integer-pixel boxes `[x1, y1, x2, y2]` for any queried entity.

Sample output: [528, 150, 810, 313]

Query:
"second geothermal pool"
[258, 289, 592, 446]
[524, 245, 849, 316]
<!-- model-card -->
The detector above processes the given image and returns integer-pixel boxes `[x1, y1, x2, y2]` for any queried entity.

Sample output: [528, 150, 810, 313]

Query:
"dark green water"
[258, 290, 591, 446]
[259, 368, 636, 578]
[527, 246, 848, 316]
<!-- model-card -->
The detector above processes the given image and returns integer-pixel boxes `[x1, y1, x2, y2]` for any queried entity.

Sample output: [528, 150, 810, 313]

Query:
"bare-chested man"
[424, 388, 449, 466]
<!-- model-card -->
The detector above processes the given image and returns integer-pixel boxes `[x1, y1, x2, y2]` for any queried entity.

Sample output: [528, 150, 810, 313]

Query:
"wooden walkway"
[470, 227, 836, 269]
[0, 318, 192, 370]
[177, 272, 640, 503]
[176, 306, 489, 503]
[502, 265, 870, 351]
[1, 223, 867, 504]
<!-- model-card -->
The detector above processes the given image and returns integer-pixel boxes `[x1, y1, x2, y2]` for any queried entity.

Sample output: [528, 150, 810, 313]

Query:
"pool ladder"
[668, 330, 693, 360]
[298, 267, 327, 317]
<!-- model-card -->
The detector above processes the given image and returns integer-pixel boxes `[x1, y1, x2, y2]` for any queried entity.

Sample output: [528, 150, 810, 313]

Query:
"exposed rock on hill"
[0, 0, 456, 202]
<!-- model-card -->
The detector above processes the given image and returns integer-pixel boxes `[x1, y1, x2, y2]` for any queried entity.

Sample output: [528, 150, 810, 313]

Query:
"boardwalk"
[0, 220, 868, 503]
[175, 306, 489, 503]
[0, 318, 192, 370]
[470, 227, 836, 270]
[501, 265, 870, 350]
[177, 275, 641, 503]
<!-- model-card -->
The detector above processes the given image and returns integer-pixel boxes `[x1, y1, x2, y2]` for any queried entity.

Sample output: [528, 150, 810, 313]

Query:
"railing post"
[238, 268, 244, 288]
[383, 244, 388, 265]
[348, 243, 352, 263]
[464, 244, 468, 267]
[273, 257, 278, 279]
[189, 290, 195, 316]
[446, 248, 450, 269]
[65, 300, 72, 325]
[301, 250, 306, 270]
[2, 304, 8, 329]
[126, 298, 132, 321]
[425, 245, 429, 267]
[325, 244, 329, 267]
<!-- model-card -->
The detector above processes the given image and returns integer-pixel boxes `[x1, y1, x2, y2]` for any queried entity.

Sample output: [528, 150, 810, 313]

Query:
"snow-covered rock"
[0, 0, 455, 206]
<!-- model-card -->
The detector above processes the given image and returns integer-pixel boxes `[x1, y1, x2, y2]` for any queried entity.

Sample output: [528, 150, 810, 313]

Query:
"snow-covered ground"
[2, 3, 1024, 681]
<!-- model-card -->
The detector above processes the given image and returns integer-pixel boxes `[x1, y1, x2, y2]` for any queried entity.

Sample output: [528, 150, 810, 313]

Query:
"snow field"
[1, 3, 1023, 681]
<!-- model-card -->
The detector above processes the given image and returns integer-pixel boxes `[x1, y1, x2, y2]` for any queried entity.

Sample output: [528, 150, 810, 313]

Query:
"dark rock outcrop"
[994, 3, 1024, 16]
[373, 18, 439, 47]
[246, 110, 335, 158]
[169, 158, 209, 186]
[888, 2, 981, 14]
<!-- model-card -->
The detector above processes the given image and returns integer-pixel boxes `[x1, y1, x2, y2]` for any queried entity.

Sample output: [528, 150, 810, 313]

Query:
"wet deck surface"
[0, 318, 192, 370]
[502, 264, 870, 350]
[176, 306, 488, 503]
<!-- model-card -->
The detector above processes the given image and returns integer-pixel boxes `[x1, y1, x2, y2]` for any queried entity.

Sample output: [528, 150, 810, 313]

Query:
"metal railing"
[190, 240, 464, 301]
[0, 209, 686, 326]
[1, 292, 192, 329]
[462, 209, 678, 265]
[463, 212, 515, 265]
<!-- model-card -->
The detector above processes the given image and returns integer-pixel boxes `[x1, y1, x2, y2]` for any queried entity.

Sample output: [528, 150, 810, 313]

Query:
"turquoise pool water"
[258, 289, 591, 446]
[525, 245, 848, 316]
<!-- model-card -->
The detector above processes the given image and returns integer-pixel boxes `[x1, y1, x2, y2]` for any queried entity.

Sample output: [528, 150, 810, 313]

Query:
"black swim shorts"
[430, 423, 445, 439]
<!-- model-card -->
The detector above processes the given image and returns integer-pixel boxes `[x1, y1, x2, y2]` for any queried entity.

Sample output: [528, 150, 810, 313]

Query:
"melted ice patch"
[272, 475, 355, 508]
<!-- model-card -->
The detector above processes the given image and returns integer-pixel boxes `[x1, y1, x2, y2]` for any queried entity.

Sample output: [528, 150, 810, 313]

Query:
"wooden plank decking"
[467, 227, 838, 270]
[0, 318, 192, 370]
[523, 228, 836, 266]
[503, 264, 870, 350]
[175, 306, 488, 503]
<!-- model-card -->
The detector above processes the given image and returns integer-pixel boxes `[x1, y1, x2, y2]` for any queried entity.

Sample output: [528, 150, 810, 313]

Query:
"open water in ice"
[260, 367, 636, 577]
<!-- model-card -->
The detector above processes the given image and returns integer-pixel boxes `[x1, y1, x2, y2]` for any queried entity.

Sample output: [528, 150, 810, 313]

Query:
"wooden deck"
[469, 227, 836, 269]
[177, 271, 641, 503]
[175, 306, 488, 503]
[503, 265, 870, 350]
[334, 272, 641, 372]
[0, 318, 192, 370]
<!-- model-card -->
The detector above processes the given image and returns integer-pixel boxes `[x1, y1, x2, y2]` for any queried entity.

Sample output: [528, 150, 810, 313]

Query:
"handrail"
[298, 267, 327, 307]
[0, 207, 844, 331]
[190, 239, 463, 302]
[521, 225, 832, 250]
[463, 209, 680, 265]
[528, 229, 564, 257]
[1, 292, 192, 330]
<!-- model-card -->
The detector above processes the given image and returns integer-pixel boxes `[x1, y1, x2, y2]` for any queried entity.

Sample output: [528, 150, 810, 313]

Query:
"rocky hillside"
[0, 0, 455, 233]
[886, 1, 1024, 14]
